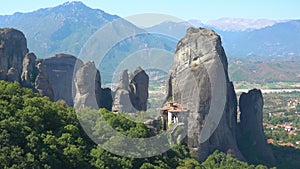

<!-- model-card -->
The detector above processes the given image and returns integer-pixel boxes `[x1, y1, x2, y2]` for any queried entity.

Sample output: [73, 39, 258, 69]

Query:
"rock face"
[167, 27, 275, 164]
[74, 61, 114, 110]
[112, 68, 149, 113]
[0, 28, 28, 82]
[129, 67, 149, 111]
[238, 89, 275, 164]
[167, 27, 244, 161]
[74, 61, 102, 109]
[34, 54, 83, 105]
[100, 87, 113, 111]
[21, 52, 37, 86]
[0, 28, 114, 110]
[113, 89, 136, 113]
[165, 74, 173, 102]
[35, 63, 54, 99]
[119, 69, 129, 90]
[113, 70, 136, 112]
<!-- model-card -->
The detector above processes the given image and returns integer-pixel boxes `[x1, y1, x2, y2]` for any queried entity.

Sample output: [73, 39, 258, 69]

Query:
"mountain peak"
[62, 1, 85, 6]
[53, 1, 90, 11]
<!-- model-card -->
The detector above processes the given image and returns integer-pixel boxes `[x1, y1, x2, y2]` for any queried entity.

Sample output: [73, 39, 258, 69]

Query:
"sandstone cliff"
[238, 89, 276, 164]
[112, 68, 149, 113]
[21, 52, 37, 87]
[74, 61, 113, 110]
[34, 54, 83, 105]
[0, 28, 28, 82]
[166, 27, 275, 164]
[129, 67, 149, 111]
[167, 27, 244, 161]
[113, 70, 136, 112]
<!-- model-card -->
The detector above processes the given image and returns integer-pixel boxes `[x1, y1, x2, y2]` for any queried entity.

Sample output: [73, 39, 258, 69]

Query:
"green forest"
[0, 80, 280, 168]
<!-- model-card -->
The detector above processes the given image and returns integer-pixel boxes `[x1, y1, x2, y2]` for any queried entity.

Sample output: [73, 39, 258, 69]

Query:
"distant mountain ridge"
[0, 2, 298, 60]
[225, 20, 300, 59]
[146, 19, 300, 60]
[1, 1, 300, 83]
[0, 1, 119, 57]
[204, 18, 287, 32]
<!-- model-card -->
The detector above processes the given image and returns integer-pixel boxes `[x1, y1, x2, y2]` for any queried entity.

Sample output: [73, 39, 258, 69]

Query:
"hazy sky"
[1, 0, 300, 22]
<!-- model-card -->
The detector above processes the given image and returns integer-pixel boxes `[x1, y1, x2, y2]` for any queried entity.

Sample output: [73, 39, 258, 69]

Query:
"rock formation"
[35, 62, 54, 100]
[100, 87, 113, 111]
[0, 28, 275, 165]
[238, 89, 275, 164]
[166, 27, 275, 164]
[165, 74, 173, 102]
[112, 70, 136, 112]
[7, 68, 19, 82]
[129, 67, 149, 111]
[74, 61, 102, 110]
[0, 28, 114, 109]
[112, 68, 149, 113]
[21, 52, 37, 86]
[34, 54, 83, 105]
[119, 69, 129, 90]
[167, 27, 245, 161]
[0, 28, 28, 82]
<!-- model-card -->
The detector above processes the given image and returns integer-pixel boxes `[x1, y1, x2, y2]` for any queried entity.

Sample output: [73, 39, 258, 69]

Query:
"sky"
[1, 0, 300, 22]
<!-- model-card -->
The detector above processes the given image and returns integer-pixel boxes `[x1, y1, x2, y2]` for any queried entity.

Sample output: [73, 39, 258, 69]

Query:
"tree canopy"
[0, 80, 270, 168]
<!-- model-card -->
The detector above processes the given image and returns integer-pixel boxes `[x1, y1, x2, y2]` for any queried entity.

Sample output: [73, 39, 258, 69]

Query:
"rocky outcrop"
[21, 52, 37, 86]
[100, 87, 113, 111]
[74, 61, 114, 110]
[167, 27, 244, 161]
[74, 61, 102, 110]
[113, 70, 136, 112]
[112, 68, 149, 113]
[129, 67, 149, 111]
[165, 74, 173, 102]
[167, 27, 275, 165]
[74, 62, 101, 109]
[34, 54, 83, 105]
[119, 69, 129, 90]
[238, 89, 275, 164]
[0, 28, 28, 82]
[0, 28, 115, 110]
[7, 68, 19, 82]
[35, 62, 54, 99]
[113, 88, 136, 113]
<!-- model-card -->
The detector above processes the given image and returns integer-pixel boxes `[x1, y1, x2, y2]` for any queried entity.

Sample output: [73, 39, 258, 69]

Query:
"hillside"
[0, 1, 119, 57]
[0, 80, 271, 169]
[229, 60, 300, 83]
[226, 20, 300, 58]
[1, 2, 299, 61]
[1, 2, 300, 85]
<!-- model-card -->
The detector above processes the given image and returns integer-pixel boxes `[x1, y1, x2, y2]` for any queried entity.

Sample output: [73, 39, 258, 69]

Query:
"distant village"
[264, 99, 300, 149]
[287, 99, 300, 108]
[264, 122, 300, 148]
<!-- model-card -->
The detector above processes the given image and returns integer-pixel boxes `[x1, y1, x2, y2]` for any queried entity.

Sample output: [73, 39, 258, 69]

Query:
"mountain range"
[204, 18, 285, 31]
[0, 1, 300, 83]
[0, 1, 119, 57]
[1, 1, 299, 60]
[147, 19, 300, 60]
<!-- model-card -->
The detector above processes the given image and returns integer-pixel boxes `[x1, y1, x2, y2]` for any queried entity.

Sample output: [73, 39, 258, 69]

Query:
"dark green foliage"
[0, 80, 280, 168]
[201, 150, 256, 169]
[0, 81, 92, 168]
